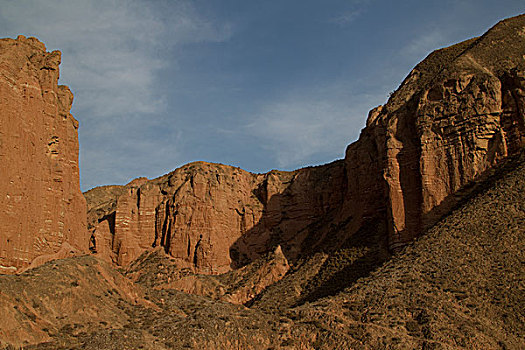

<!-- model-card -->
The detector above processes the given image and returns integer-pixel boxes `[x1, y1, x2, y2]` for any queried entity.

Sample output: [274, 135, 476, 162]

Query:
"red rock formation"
[0, 36, 87, 273]
[126, 245, 290, 305]
[87, 15, 525, 272]
[221, 245, 290, 304]
[87, 161, 346, 273]
[363, 15, 525, 249]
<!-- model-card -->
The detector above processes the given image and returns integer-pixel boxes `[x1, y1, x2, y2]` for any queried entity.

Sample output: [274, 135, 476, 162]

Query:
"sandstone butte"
[0, 35, 88, 273]
[85, 15, 525, 274]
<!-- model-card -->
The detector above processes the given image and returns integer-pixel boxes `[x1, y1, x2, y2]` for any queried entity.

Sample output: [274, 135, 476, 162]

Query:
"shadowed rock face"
[4, 133, 524, 350]
[0, 36, 87, 273]
[86, 15, 525, 273]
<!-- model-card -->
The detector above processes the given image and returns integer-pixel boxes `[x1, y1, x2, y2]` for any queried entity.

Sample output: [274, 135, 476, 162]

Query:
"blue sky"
[1, 1, 523, 191]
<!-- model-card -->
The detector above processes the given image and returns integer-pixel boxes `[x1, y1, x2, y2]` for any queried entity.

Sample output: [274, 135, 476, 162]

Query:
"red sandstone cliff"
[86, 15, 524, 273]
[362, 15, 525, 249]
[0, 15, 523, 349]
[0, 36, 88, 273]
[86, 161, 346, 273]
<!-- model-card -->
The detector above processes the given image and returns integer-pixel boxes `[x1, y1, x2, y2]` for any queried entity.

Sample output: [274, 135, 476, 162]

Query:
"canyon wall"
[362, 15, 525, 249]
[0, 36, 87, 273]
[87, 15, 525, 271]
[87, 161, 347, 273]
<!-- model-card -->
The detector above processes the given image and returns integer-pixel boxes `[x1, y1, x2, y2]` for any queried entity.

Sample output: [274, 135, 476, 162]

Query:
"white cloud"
[401, 29, 447, 62]
[0, 0, 230, 119]
[329, 9, 364, 26]
[328, 0, 370, 26]
[245, 87, 382, 169]
[0, 0, 232, 190]
[1, 1, 160, 117]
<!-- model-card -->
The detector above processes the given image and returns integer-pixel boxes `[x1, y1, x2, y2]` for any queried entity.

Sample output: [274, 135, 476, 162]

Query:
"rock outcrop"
[1, 14, 524, 350]
[6, 135, 525, 350]
[87, 15, 525, 273]
[87, 161, 347, 273]
[0, 36, 87, 273]
[285, 151, 525, 349]
[363, 15, 525, 249]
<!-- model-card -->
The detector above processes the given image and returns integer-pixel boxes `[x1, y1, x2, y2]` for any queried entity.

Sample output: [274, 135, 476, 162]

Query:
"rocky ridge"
[86, 160, 348, 273]
[2, 143, 523, 350]
[369, 17, 525, 248]
[284, 151, 525, 349]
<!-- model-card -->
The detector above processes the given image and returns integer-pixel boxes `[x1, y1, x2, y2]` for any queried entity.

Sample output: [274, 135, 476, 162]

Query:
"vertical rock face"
[86, 15, 524, 272]
[362, 15, 525, 249]
[87, 161, 346, 273]
[0, 36, 87, 273]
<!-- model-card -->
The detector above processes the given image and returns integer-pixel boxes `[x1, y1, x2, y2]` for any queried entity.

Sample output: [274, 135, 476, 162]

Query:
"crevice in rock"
[193, 234, 203, 267]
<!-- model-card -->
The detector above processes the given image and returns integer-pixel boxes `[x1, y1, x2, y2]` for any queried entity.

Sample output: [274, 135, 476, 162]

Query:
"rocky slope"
[284, 151, 525, 349]
[0, 255, 150, 348]
[126, 244, 290, 305]
[0, 36, 87, 273]
[86, 14, 525, 274]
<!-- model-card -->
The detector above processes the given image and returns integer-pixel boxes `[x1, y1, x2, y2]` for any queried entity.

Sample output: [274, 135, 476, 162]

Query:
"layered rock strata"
[0, 36, 87, 273]
[6, 141, 524, 350]
[364, 15, 525, 248]
[87, 15, 525, 272]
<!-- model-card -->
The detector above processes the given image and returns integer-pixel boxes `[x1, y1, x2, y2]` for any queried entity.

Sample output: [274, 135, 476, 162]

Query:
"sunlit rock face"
[86, 161, 347, 273]
[360, 14, 525, 249]
[0, 35, 88, 273]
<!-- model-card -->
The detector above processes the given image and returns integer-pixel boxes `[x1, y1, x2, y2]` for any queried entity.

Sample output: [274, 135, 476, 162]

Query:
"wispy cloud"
[400, 28, 447, 62]
[1, 1, 161, 117]
[0, 0, 232, 190]
[0, 0, 231, 118]
[329, 10, 363, 26]
[328, 0, 371, 26]
[245, 86, 383, 169]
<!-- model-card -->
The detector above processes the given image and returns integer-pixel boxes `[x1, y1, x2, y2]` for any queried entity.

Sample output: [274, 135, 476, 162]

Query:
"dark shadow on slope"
[228, 159, 394, 307]
[295, 150, 524, 307]
[294, 217, 390, 306]
[244, 147, 524, 309]
[393, 149, 525, 250]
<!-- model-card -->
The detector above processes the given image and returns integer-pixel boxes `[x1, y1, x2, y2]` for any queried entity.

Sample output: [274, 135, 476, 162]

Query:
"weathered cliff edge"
[87, 15, 525, 272]
[0, 36, 88, 273]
